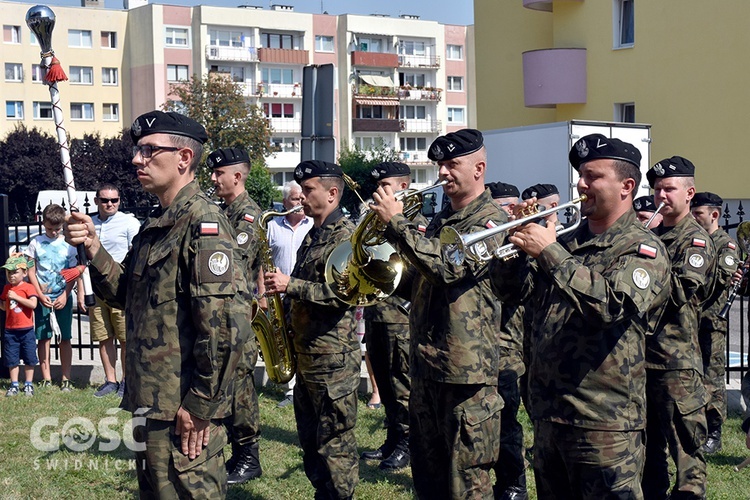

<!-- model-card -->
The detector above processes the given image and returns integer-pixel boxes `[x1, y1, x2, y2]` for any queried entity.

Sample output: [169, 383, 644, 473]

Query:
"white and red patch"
[485, 220, 498, 229]
[417, 224, 427, 233]
[200, 222, 220, 236]
[243, 214, 255, 223]
[692, 238, 706, 248]
[728, 242, 737, 250]
[637, 243, 657, 259]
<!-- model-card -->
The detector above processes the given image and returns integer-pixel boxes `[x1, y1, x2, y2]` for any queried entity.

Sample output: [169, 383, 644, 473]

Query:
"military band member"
[643, 157, 717, 499]
[491, 134, 670, 499]
[370, 129, 506, 498]
[208, 147, 264, 484]
[691, 191, 739, 455]
[264, 160, 359, 499]
[521, 183, 560, 224]
[634, 194, 664, 229]
[65, 111, 251, 498]
[486, 181, 520, 217]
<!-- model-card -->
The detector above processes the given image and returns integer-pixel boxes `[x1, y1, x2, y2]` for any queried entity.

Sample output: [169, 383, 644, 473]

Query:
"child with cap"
[1, 254, 39, 396]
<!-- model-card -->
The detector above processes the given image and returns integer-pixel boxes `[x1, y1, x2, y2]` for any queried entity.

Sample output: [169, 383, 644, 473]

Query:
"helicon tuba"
[252, 205, 303, 384]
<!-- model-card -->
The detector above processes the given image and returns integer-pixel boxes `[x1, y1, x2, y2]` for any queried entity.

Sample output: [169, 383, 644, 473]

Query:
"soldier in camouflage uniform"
[360, 162, 427, 471]
[490, 134, 670, 499]
[65, 111, 251, 498]
[634, 194, 664, 229]
[370, 129, 506, 499]
[264, 160, 359, 500]
[691, 191, 739, 455]
[208, 147, 264, 484]
[643, 157, 716, 500]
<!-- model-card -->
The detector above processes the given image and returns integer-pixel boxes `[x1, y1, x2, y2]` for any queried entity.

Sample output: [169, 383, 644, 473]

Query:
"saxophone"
[252, 205, 303, 384]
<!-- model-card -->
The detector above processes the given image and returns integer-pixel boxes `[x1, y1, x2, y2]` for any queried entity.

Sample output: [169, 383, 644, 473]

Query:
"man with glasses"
[65, 111, 251, 498]
[90, 183, 140, 399]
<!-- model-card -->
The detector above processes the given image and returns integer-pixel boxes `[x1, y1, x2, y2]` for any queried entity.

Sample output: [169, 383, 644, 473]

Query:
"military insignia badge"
[632, 268, 650, 289]
[728, 242, 737, 250]
[692, 238, 706, 247]
[725, 255, 736, 266]
[485, 220, 498, 229]
[243, 214, 255, 223]
[634, 200, 642, 210]
[430, 144, 444, 160]
[131, 119, 142, 137]
[418, 224, 427, 233]
[575, 139, 589, 158]
[372, 168, 380, 179]
[237, 232, 249, 245]
[200, 222, 220, 236]
[653, 163, 665, 176]
[689, 254, 705, 268]
[208, 251, 230, 276]
[637, 243, 657, 258]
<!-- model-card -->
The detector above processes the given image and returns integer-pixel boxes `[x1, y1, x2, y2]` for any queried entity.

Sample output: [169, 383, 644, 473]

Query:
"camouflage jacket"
[385, 189, 506, 385]
[223, 190, 263, 287]
[646, 216, 716, 371]
[491, 210, 670, 431]
[90, 181, 251, 421]
[700, 228, 739, 334]
[286, 207, 359, 357]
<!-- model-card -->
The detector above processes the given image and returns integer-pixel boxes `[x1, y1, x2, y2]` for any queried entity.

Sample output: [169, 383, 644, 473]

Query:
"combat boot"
[379, 437, 409, 470]
[225, 440, 241, 474]
[361, 429, 398, 460]
[227, 443, 262, 485]
[497, 485, 529, 500]
[702, 427, 722, 455]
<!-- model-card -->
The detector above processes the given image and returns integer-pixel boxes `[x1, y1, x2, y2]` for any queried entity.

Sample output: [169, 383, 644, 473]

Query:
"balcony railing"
[398, 151, 431, 164]
[352, 118, 401, 133]
[400, 119, 442, 133]
[351, 51, 399, 68]
[398, 54, 441, 68]
[353, 83, 399, 98]
[258, 83, 302, 98]
[397, 87, 442, 101]
[205, 45, 259, 62]
[258, 48, 309, 65]
[237, 81, 258, 97]
[268, 117, 301, 133]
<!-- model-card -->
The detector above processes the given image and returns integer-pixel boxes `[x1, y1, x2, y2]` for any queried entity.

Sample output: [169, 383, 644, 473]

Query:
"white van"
[34, 190, 97, 218]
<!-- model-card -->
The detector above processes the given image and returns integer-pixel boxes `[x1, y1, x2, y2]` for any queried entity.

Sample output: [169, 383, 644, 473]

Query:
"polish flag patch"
[244, 214, 255, 223]
[417, 224, 427, 233]
[637, 243, 657, 259]
[728, 242, 737, 250]
[200, 222, 220, 236]
[486, 220, 498, 229]
[692, 238, 706, 248]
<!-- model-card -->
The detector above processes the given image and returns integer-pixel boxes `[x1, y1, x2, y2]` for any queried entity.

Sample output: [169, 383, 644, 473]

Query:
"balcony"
[268, 117, 301, 133]
[397, 87, 442, 102]
[400, 119, 442, 134]
[237, 81, 258, 98]
[351, 51, 399, 68]
[258, 83, 302, 98]
[267, 151, 301, 170]
[522, 48, 586, 108]
[205, 45, 259, 62]
[353, 83, 399, 99]
[398, 54, 441, 69]
[398, 151, 431, 164]
[258, 48, 309, 65]
[352, 119, 401, 133]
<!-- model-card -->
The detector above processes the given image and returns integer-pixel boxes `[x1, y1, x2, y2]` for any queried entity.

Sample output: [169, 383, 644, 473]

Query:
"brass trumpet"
[440, 195, 588, 266]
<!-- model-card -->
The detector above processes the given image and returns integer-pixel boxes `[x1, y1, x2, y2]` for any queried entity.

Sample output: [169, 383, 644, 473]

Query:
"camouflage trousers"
[225, 336, 260, 445]
[533, 421, 645, 500]
[410, 378, 502, 500]
[493, 348, 526, 495]
[294, 350, 360, 499]
[366, 320, 411, 436]
[643, 369, 708, 500]
[699, 329, 727, 426]
[133, 417, 228, 499]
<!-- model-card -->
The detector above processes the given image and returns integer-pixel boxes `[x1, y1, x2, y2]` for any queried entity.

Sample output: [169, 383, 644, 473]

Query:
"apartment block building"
[1, 0, 474, 189]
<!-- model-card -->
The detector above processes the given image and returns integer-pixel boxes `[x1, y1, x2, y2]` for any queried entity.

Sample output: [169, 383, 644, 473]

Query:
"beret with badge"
[207, 147, 250, 169]
[569, 133, 642, 171]
[691, 191, 723, 208]
[646, 156, 695, 188]
[486, 182, 520, 199]
[522, 183, 559, 201]
[428, 128, 484, 162]
[130, 110, 208, 144]
[371, 162, 411, 181]
[294, 160, 343, 182]
[633, 195, 657, 212]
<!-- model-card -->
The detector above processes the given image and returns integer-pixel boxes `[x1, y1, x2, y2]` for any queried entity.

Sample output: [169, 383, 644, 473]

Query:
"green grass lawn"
[0, 380, 749, 499]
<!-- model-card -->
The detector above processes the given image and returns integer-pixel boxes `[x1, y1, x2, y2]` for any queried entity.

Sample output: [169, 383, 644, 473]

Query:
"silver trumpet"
[440, 195, 588, 266]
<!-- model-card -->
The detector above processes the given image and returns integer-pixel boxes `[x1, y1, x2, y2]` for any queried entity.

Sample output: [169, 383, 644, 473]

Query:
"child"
[25, 204, 83, 391]
[1, 254, 39, 396]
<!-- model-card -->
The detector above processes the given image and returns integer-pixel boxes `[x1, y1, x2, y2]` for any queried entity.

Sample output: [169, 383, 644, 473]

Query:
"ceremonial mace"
[26, 5, 96, 307]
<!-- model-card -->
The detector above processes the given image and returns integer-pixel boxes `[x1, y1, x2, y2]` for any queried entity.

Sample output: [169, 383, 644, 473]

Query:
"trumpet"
[440, 195, 588, 266]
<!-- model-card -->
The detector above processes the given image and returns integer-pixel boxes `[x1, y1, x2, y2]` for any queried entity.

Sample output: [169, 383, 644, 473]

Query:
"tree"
[247, 160, 278, 210]
[337, 140, 400, 219]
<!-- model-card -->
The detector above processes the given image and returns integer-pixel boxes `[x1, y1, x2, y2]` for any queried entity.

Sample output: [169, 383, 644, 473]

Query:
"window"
[165, 27, 189, 47]
[263, 103, 295, 119]
[210, 65, 244, 83]
[271, 137, 298, 152]
[68, 29, 93, 48]
[399, 40, 426, 56]
[209, 29, 244, 47]
[31, 64, 44, 83]
[102, 67, 119, 85]
[400, 105, 426, 120]
[315, 35, 334, 52]
[3, 25, 21, 44]
[6, 101, 24, 119]
[615, 102, 635, 123]
[358, 105, 383, 119]
[354, 136, 385, 150]
[399, 137, 427, 151]
[261, 33, 293, 49]
[358, 38, 382, 53]
[261, 68, 294, 85]
[101, 31, 117, 49]
[446, 44, 463, 60]
[33, 101, 53, 120]
[70, 103, 94, 121]
[69, 66, 94, 85]
[447, 107, 465, 124]
[30, 32, 38, 45]
[102, 103, 119, 121]
[5, 63, 23, 82]
[615, 0, 634, 48]
[272, 171, 296, 186]
[447, 76, 464, 92]
[399, 72, 426, 88]
[167, 64, 189, 82]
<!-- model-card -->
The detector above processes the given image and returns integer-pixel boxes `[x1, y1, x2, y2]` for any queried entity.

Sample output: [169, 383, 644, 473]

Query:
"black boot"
[225, 441, 241, 475]
[361, 429, 398, 460]
[497, 485, 528, 500]
[227, 443, 262, 485]
[379, 437, 409, 470]
[702, 427, 722, 455]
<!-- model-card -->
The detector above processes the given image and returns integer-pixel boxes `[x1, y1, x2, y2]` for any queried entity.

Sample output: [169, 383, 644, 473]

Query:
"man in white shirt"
[90, 183, 141, 398]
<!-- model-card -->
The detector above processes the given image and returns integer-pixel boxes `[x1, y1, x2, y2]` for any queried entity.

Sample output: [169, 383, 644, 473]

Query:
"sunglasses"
[132, 144, 180, 158]
[98, 197, 120, 204]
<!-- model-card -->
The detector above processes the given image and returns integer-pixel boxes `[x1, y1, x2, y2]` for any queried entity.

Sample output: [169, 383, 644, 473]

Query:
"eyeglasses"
[132, 144, 180, 158]
[97, 197, 119, 204]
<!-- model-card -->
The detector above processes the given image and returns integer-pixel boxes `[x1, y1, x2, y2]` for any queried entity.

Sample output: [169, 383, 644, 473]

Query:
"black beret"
[428, 129, 484, 162]
[633, 195, 657, 212]
[130, 111, 207, 144]
[486, 182, 519, 199]
[522, 183, 559, 201]
[691, 192, 723, 208]
[569, 134, 641, 171]
[294, 160, 343, 182]
[371, 162, 411, 181]
[647, 156, 696, 188]
[207, 147, 250, 169]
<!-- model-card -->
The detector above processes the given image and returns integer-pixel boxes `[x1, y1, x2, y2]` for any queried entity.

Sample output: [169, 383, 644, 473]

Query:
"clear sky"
[10, 0, 474, 26]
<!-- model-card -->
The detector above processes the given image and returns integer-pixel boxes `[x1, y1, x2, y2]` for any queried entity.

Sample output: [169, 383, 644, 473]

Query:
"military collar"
[445, 189, 493, 220]
[145, 181, 202, 229]
[654, 213, 696, 241]
[223, 190, 250, 219]
[566, 209, 638, 252]
[318, 207, 346, 229]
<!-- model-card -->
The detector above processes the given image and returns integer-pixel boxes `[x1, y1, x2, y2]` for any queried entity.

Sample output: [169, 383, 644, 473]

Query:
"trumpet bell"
[440, 226, 466, 266]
